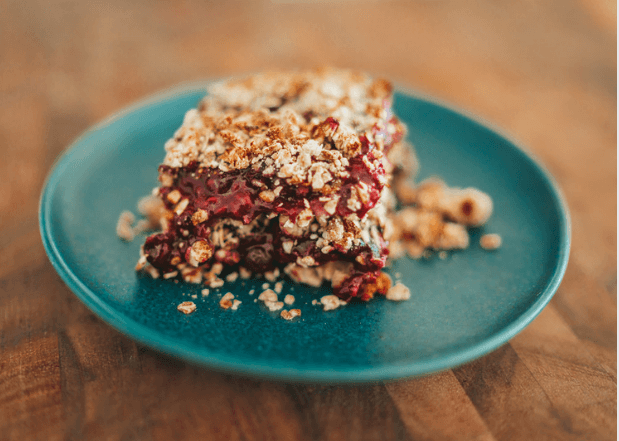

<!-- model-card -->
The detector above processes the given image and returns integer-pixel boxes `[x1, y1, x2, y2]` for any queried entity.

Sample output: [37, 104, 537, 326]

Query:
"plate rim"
[39, 81, 571, 383]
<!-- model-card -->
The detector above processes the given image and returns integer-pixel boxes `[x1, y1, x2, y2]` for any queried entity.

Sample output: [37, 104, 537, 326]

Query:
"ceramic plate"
[39, 83, 570, 382]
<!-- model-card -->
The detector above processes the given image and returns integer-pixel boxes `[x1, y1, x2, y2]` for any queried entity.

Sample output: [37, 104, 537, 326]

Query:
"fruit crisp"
[131, 68, 495, 306]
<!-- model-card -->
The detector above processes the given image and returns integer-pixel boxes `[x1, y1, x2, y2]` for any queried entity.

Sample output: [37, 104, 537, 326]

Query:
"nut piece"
[187, 240, 213, 267]
[385, 283, 411, 301]
[259, 289, 278, 303]
[177, 301, 197, 314]
[480, 233, 502, 250]
[116, 211, 135, 241]
[264, 301, 284, 311]
[219, 292, 235, 309]
[321, 295, 346, 311]
[280, 309, 301, 320]
[191, 209, 209, 225]
[167, 189, 182, 204]
[284, 294, 295, 305]
[264, 268, 280, 282]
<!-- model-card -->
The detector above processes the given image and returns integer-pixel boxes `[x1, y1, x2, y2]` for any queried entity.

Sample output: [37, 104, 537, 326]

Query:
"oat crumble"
[480, 233, 502, 250]
[128, 68, 498, 318]
[177, 301, 197, 314]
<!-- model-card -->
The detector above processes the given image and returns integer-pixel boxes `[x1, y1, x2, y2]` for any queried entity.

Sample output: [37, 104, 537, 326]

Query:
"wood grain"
[0, 0, 615, 439]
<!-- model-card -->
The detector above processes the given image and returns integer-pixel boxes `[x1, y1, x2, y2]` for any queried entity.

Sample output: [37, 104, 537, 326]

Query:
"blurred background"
[1, 0, 615, 291]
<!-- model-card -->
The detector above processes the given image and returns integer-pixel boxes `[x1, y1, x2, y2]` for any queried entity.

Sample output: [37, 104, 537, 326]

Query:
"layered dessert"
[132, 68, 494, 304]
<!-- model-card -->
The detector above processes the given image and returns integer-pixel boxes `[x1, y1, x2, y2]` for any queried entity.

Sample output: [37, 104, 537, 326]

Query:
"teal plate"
[40, 83, 570, 383]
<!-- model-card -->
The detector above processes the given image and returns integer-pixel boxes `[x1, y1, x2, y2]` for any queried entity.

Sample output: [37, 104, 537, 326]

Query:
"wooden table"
[1, 0, 616, 439]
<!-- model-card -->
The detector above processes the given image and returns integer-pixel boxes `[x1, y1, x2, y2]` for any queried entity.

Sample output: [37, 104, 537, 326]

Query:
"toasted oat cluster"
[132, 68, 495, 305]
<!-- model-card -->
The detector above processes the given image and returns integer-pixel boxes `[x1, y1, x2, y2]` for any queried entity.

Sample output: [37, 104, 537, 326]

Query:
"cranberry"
[244, 243, 274, 272]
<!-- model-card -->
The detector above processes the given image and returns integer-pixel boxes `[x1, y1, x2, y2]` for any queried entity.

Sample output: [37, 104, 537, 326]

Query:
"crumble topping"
[320, 295, 348, 311]
[116, 211, 136, 241]
[480, 233, 502, 250]
[385, 283, 411, 301]
[130, 68, 499, 318]
[219, 292, 235, 309]
[280, 309, 301, 320]
[177, 301, 197, 314]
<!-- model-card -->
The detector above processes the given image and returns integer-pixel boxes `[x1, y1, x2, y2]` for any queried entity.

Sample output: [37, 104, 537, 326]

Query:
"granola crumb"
[163, 271, 178, 279]
[201, 289, 210, 297]
[231, 299, 242, 310]
[144, 265, 160, 279]
[249, 289, 255, 295]
[116, 211, 135, 241]
[262, 282, 270, 290]
[480, 233, 502, 250]
[226, 272, 239, 282]
[281, 309, 301, 320]
[386, 283, 411, 301]
[274, 282, 284, 294]
[264, 301, 284, 311]
[312, 299, 318, 305]
[239, 267, 252, 279]
[177, 301, 196, 314]
[264, 268, 280, 282]
[438, 251, 448, 260]
[191, 294, 197, 299]
[219, 292, 235, 309]
[259, 289, 278, 303]
[132, 219, 151, 235]
[209, 277, 225, 288]
[284, 294, 295, 305]
[321, 295, 344, 311]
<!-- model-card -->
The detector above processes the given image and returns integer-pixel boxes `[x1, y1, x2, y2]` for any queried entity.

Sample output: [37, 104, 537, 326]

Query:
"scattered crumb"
[132, 219, 151, 235]
[321, 295, 346, 311]
[201, 288, 210, 297]
[480, 233, 502, 250]
[239, 267, 252, 279]
[144, 265, 160, 279]
[163, 271, 178, 279]
[177, 301, 196, 314]
[262, 283, 270, 290]
[311, 299, 318, 305]
[395, 272, 402, 279]
[264, 268, 280, 282]
[264, 301, 284, 311]
[249, 289, 255, 295]
[274, 282, 284, 294]
[258, 289, 278, 302]
[438, 251, 448, 260]
[226, 272, 239, 282]
[231, 299, 242, 310]
[191, 294, 197, 299]
[116, 211, 135, 241]
[209, 277, 224, 288]
[219, 292, 235, 309]
[280, 309, 301, 320]
[284, 294, 295, 305]
[386, 283, 411, 301]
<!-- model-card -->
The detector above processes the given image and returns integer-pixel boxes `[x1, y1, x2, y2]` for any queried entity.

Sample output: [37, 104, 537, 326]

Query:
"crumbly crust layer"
[132, 69, 495, 305]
